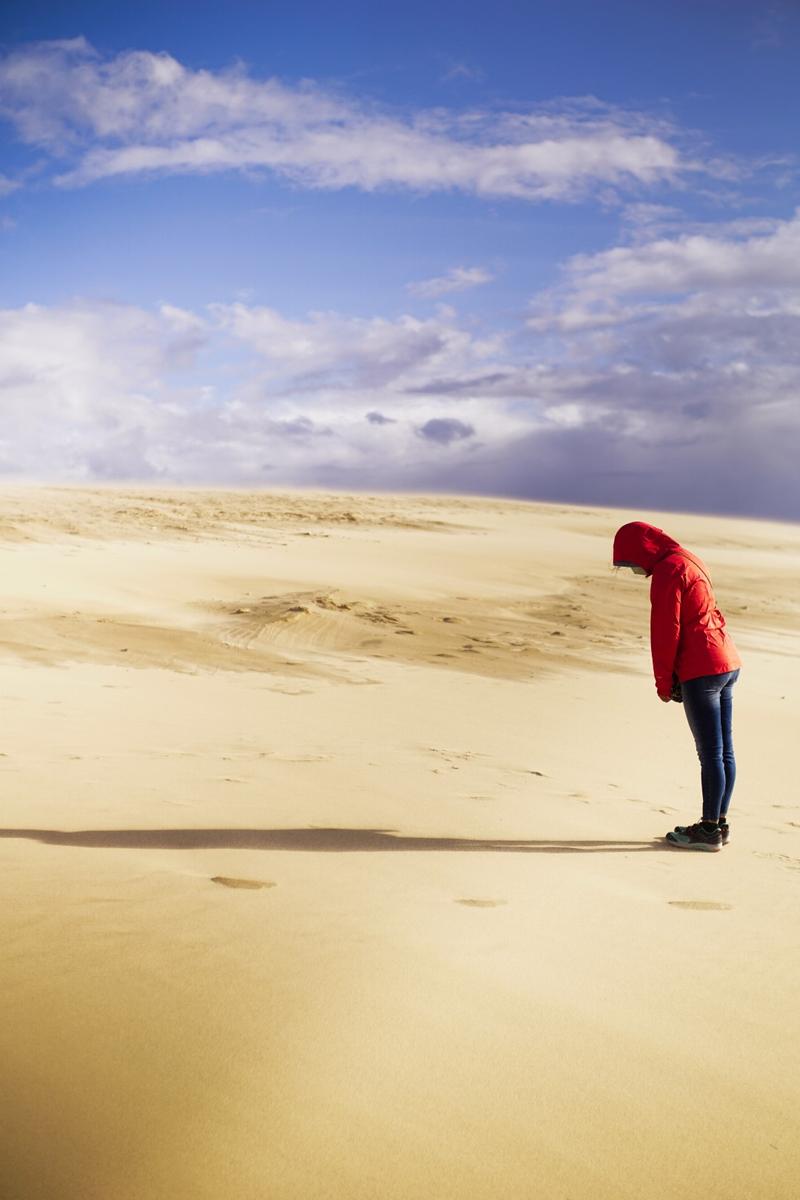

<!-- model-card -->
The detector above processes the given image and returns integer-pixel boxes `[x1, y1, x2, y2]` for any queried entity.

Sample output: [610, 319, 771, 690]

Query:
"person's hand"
[658, 693, 671, 703]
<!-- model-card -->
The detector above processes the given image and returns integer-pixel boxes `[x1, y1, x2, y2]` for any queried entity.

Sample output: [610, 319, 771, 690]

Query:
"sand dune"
[1, 485, 798, 1199]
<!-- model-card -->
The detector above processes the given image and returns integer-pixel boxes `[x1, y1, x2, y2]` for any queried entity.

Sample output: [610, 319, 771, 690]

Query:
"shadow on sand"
[0, 827, 668, 853]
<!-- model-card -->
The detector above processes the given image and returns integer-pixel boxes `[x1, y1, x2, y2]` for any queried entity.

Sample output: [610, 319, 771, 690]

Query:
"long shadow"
[0, 827, 667, 853]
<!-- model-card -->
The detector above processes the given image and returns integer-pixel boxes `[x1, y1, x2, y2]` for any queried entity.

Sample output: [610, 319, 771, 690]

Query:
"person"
[613, 521, 741, 852]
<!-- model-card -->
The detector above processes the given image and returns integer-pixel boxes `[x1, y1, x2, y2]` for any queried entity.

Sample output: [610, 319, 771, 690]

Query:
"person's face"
[615, 562, 648, 576]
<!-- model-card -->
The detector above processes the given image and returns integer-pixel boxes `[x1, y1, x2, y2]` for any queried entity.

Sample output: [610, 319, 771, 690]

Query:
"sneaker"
[673, 821, 729, 846]
[666, 823, 722, 852]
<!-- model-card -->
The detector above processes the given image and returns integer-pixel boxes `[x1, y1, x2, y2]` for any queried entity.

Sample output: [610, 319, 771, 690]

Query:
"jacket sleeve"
[650, 566, 682, 695]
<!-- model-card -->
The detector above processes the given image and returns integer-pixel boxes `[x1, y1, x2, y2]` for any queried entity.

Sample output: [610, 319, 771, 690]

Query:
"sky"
[1, 0, 799, 518]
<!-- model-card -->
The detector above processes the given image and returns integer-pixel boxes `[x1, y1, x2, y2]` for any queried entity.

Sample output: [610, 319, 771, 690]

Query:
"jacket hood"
[613, 522, 681, 573]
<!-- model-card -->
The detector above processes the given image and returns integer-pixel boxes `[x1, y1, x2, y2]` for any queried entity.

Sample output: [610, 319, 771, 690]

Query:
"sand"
[0, 485, 798, 1199]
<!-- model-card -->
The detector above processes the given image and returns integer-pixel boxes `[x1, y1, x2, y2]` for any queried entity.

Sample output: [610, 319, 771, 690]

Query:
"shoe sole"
[665, 833, 721, 852]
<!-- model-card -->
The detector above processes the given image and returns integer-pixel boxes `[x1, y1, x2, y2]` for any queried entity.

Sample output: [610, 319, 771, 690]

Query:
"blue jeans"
[682, 669, 740, 822]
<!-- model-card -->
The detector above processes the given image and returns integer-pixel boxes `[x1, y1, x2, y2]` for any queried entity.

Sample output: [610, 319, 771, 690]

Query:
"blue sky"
[1, 1, 799, 516]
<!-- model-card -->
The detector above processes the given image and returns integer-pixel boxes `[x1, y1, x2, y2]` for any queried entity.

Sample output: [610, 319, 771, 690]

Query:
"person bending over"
[613, 521, 741, 852]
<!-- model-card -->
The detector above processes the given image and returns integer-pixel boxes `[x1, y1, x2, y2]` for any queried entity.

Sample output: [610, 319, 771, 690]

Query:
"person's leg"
[682, 674, 726, 823]
[719, 669, 740, 820]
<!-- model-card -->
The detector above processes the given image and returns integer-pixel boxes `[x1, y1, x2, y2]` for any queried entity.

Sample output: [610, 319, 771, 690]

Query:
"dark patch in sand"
[456, 898, 508, 908]
[211, 876, 276, 890]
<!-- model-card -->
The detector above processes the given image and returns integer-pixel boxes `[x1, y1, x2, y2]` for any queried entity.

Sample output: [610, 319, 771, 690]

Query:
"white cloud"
[0, 299, 528, 484]
[0, 173, 21, 196]
[441, 62, 485, 84]
[529, 208, 800, 337]
[487, 206, 799, 515]
[212, 302, 504, 390]
[407, 265, 494, 298]
[0, 300, 213, 479]
[621, 204, 785, 245]
[0, 39, 688, 201]
[553, 208, 800, 310]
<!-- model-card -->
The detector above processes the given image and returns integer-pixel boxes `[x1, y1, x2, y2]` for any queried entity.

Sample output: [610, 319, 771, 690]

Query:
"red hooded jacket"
[613, 521, 741, 696]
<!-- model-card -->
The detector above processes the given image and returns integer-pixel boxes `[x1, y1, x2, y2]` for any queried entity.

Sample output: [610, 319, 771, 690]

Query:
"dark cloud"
[404, 372, 511, 396]
[395, 419, 800, 521]
[273, 416, 330, 438]
[682, 400, 712, 420]
[365, 411, 396, 425]
[416, 418, 476, 445]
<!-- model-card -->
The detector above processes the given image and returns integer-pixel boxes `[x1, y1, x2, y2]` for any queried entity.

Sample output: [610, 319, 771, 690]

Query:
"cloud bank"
[1, 270, 798, 517]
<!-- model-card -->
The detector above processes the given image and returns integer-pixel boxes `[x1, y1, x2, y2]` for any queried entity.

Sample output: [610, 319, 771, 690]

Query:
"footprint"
[456, 898, 508, 908]
[211, 876, 276, 890]
[668, 900, 732, 911]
